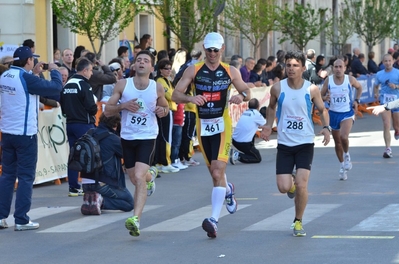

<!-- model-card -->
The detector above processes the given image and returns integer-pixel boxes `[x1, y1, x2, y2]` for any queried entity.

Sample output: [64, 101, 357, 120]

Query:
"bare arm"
[320, 77, 330, 101]
[104, 79, 126, 117]
[311, 84, 331, 146]
[154, 82, 169, 118]
[230, 66, 251, 104]
[260, 82, 280, 141]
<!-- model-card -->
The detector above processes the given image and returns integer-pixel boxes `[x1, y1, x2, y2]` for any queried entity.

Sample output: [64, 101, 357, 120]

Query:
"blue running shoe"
[202, 217, 218, 238]
[225, 182, 237, 214]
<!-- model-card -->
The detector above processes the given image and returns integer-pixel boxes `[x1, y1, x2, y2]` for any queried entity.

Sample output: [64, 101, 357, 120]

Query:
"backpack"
[68, 128, 112, 177]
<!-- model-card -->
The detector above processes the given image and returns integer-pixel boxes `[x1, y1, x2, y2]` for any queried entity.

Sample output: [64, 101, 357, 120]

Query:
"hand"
[32, 61, 44, 75]
[155, 106, 167, 118]
[229, 94, 244, 104]
[122, 98, 140, 112]
[48, 63, 59, 71]
[367, 105, 386, 116]
[318, 70, 328, 79]
[323, 91, 330, 102]
[260, 126, 272, 141]
[318, 128, 331, 146]
[190, 95, 207, 106]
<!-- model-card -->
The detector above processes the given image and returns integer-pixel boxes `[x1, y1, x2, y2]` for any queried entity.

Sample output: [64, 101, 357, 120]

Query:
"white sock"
[224, 174, 232, 196]
[211, 187, 226, 222]
[341, 162, 345, 168]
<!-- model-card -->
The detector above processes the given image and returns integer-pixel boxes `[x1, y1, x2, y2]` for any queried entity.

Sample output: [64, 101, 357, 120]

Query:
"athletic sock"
[211, 186, 226, 221]
[294, 218, 301, 223]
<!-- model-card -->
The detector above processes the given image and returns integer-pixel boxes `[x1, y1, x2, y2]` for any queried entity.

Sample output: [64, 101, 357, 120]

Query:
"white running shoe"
[172, 159, 188, 170]
[184, 158, 200, 166]
[383, 148, 393, 158]
[229, 149, 239, 165]
[339, 167, 347, 181]
[343, 155, 352, 171]
[161, 164, 180, 173]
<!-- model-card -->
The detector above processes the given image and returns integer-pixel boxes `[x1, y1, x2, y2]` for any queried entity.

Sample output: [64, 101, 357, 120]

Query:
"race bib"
[200, 118, 225, 136]
[126, 112, 148, 127]
[383, 94, 397, 104]
[282, 115, 306, 134]
[331, 93, 347, 106]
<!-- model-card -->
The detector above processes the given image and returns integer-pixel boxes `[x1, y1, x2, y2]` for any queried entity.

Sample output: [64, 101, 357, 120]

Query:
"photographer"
[84, 52, 116, 101]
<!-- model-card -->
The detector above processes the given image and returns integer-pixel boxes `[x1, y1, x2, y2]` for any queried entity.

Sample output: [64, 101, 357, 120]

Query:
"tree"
[142, 0, 221, 52]
[325, 3, 354, 55]
[345, 0, 399, 52]
[52, 0, 142, 59]
[221, 0, 278, 58]
[275, 3, 331, 52]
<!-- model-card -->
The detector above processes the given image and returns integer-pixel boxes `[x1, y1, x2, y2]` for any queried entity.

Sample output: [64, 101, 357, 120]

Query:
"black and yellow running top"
[193, 61, 232, 119]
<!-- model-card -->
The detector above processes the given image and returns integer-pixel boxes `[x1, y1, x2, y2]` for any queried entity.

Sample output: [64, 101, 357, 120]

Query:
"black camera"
[42, 63, 49, 70]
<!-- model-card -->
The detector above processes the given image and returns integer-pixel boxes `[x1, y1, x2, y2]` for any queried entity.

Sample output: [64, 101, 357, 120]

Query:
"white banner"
[34, 107, 69, 184]
[0, 44, 19, 58]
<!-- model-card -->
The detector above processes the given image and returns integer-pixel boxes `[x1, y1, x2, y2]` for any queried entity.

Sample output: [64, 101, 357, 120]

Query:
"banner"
[34, 107, 69, 185]
[229, 85, 271, 127]
[0, 44, 19, 58]
[356, 75, 377, 104]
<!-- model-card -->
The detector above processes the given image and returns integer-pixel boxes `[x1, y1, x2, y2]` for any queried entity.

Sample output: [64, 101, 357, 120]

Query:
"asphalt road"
[1, 113, 399, 264]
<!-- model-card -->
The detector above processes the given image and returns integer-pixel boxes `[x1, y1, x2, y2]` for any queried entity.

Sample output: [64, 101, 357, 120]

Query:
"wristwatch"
[354, 99, 360, 104]
[240, 92, 247, 99]
[323, 125, 332, 132]
[384, 103, 390, 111]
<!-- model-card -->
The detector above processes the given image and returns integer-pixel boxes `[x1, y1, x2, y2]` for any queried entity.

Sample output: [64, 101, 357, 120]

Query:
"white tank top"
[120, 78, 159, 140]
[276, 79, 315, 146]
[328, 75, 353, 113]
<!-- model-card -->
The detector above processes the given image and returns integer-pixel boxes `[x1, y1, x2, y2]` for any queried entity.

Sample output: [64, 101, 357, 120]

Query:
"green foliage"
[52, 0, 142, 59]
[275, 3, 331, 52]
[142, 0, 219, 52]
[325, 4, 354, 55]
[221, 0, 278, 58]
[345, 0, 399, 52]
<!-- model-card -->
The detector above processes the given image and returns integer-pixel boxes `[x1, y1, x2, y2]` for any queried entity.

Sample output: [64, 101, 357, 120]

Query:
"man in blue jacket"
[80, 113, 135, 215]
[0, 46, 63, 231]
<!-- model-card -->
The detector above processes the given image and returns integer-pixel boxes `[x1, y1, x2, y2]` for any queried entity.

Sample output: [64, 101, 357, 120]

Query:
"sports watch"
[240, 92, 247, 99]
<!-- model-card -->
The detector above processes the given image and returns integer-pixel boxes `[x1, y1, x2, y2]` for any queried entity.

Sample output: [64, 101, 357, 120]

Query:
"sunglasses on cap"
[206, 48, 220, 53]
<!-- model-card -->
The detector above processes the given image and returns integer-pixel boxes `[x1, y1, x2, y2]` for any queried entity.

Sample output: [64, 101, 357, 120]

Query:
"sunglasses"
[206, 48, 220, 53]
[162, 67, 172, 70]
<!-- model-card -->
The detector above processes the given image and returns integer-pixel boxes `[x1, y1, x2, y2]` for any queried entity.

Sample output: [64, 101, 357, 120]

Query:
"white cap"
[109, 62, 121, 72]
[204, 32, 224, 49]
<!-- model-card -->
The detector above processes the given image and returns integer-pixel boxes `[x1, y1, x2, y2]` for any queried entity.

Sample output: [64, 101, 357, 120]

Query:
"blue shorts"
[329, 110, 354, 130]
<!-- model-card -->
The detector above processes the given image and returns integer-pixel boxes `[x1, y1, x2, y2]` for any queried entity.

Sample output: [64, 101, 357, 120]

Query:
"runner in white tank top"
[321, 59, 362, 181]
[104, 51, 169, 237]
[261, 51, 331, 237]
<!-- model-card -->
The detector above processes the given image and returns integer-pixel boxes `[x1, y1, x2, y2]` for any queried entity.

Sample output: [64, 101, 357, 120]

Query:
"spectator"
[231, 54, 243, 68]
[84, 52, 117, 101]
[230, 98, 266, 164]
[240, 57, 255, 82]
[102, 58, 124, 100]
[171, 48, 188, 80]
[139, 34, 157, 56]
[133, 45, 142, 61]
[154, 59, 179, 173]
[170, 103, 189, 170]
[22, 39, 43, 79]
[0, 56, 13, 69]
[61, 48, 75, 78]
[368, 51, 379, 74]
[154, 50, 169, 74]
[272, 63, 286, 83]
[60, 58, 98, 197]
[276, 50, 286, 65]
[249, 63, 265, 87]
[303, 49, 326, 84]
[72, 45, 86, 69]
[0, 46, 62, 230]
[81, 113, 134, 215]
[315, 54, 325, 73]
[53, 48, 62, 66]
[58, 66, 69, 86]
[229, 60, 240, 69]
[351, 48, 369, 77]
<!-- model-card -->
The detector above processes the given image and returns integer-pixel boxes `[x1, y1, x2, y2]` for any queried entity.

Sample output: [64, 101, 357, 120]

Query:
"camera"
[42, 63, 49, 70]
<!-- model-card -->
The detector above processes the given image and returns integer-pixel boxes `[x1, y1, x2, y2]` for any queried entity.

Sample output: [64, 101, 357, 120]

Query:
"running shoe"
[202, 217, 218, 238]
[343, 155, 352, 171]
[293, 220, 306, 237]
[125, 216, 140, 237]
[225, 182, 237, 214]
[68, 187, 84, 197]
[287, 184, 296, 199]
[0, 219, 8, 229]
[395, 131, 399, 140]
[161, 164, 180, 173]
[229, 149, 239, 165]
[14, 221, 40, 231]
[172, 159, 188, 170]
[81, 191, 102, 215]
[185, 158, 200, 166]
[339, 167, 347, 181]
[147, 166, 158, 196]
[383, 148, 393, 158]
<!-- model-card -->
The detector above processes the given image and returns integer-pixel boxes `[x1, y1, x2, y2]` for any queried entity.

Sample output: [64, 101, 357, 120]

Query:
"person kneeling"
[229, 98, 266, 165]
[81, 114, 134, 215]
